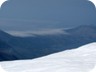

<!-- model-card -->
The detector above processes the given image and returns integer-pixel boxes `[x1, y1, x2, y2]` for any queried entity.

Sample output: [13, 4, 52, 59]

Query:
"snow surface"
[0, 65, 6, 72]
[90, 65, 96, 72]
[0, 42, 96, 72]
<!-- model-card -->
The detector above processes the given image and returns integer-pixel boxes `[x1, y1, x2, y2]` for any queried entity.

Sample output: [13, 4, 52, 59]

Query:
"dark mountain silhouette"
[0, 30, 17, 61]
[67, 25, 96, 36]
[0, 39, 17, 61]
[0, 25, 96, 61]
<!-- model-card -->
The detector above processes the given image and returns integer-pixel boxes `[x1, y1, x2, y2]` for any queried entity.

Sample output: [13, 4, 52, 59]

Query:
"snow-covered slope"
[0, 42, 96, 72]
[0, 65, 6, 72]
[90, 65, 96, 72]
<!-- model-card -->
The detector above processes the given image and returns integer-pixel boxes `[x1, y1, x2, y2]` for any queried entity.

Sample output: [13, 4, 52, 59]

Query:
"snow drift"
[0, 42, 96, 72]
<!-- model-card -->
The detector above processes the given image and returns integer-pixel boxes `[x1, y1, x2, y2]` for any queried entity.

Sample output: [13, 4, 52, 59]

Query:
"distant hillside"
[0, 25, 96, 61]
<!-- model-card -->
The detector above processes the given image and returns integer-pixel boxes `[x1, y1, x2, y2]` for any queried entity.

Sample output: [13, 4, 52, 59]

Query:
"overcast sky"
[0, 0, 96, 31]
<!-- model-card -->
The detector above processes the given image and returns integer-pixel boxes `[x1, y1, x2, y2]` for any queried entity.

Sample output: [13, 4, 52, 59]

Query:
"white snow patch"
[0, 65, 7, 72]
[89, 65, 96, 72]
[0, 42, 96, 72]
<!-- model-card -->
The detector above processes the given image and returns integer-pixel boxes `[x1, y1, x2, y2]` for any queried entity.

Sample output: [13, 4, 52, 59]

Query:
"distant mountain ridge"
[66, 25, 96, 36]
[0, 25, 96, 61]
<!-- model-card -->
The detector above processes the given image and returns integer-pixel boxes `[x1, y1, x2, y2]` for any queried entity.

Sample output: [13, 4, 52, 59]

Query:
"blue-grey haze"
[0, 0, 96, 31]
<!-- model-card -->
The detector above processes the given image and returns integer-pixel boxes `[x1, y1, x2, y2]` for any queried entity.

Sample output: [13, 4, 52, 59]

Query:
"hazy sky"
[0, 0, 96, 31]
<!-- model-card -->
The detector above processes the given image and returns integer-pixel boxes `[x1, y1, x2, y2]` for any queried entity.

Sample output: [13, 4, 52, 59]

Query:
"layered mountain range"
[0, 25, 96, 61]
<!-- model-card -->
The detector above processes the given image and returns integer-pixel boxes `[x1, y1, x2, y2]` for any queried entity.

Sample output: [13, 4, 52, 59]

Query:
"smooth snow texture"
[0, 42, 96, 72]
[0, 65, 6, 72]
[90, 66, 96, 72]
